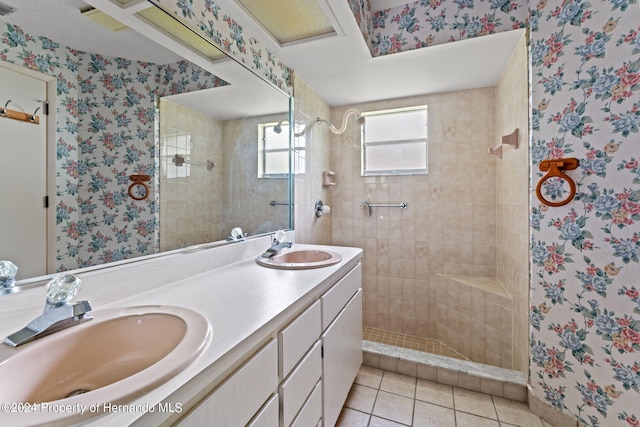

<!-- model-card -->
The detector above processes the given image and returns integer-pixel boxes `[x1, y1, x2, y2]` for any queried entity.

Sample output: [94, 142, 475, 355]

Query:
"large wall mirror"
[157, 89, 291, 252]
[0, 0, 292, 285]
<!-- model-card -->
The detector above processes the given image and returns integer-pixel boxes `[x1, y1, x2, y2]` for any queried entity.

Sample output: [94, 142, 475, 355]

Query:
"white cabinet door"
[321, 290, 363, 427]
[176, 340, 278, 427]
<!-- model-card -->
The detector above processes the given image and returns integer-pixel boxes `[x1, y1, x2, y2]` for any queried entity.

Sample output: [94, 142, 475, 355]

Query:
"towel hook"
[29, 106, 40, 123]
[0, 100, 10, 116]
[535, 158, 580, 207]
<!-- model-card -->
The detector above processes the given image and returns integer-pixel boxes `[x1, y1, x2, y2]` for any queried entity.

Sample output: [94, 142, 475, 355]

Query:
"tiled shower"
[159, 99, 290, 251]
[295, 33, 529, 373]
[159, 99, 222, 251]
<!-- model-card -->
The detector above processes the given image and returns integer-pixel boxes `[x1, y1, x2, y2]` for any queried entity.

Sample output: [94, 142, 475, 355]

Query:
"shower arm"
[317, 108, 363, 134]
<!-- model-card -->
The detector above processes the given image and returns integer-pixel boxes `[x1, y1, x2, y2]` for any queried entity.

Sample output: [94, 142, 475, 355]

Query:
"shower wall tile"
[160, 97, 290, 247]
[220, 116, 289, 237]
[495, 33, 529, 373]
[159, 99, 222, 251]
[435, 274, 514, 369]
[293, 75, 333, 245]
[330, 86, 497, 352]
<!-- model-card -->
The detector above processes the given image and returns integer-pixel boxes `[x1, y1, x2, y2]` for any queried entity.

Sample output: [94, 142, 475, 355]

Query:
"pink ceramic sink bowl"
[0, 305, 210, 426]
[256, 249, 342, 269]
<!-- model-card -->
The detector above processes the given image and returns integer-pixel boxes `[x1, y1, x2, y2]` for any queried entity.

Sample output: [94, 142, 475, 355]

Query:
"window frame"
[360, 105, 428, 177]
[258, 122, 291, 179]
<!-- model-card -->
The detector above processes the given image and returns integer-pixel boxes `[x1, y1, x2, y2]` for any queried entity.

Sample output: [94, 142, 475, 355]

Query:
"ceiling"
[0, 0, 525, 109]
[0, 0, 181, 64]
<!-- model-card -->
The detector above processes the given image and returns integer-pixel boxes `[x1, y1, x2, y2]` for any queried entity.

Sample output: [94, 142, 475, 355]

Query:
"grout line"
[367, 377, 381, 427]
[411, 371, 417, 426]
[347, 367, 543, 427]
[452, 384, 458, 413]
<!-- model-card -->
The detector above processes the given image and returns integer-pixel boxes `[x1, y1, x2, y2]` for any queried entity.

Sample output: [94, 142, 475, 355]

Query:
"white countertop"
[0, 237, 362, 426]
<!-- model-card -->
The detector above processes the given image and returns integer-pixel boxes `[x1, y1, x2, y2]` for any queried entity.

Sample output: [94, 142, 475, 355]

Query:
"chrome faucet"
[4, 274, 92, 347]
[261, 230, 293, 258]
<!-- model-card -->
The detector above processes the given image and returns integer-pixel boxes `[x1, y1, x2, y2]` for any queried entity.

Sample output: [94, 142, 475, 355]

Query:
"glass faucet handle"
[46, 274, 82, 305]
[0, 260, 18, 288]
[231, 227, 244, 240]
[274, 230, 287, 243]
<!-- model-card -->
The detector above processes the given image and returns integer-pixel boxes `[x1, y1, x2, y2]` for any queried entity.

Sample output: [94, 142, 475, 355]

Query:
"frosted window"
[362, 106, 428, 176]
[267, 128, 289, 149]
[258, 122, 296, 178]
[366, 141, 427, 172]
[264, 151, 289, 175]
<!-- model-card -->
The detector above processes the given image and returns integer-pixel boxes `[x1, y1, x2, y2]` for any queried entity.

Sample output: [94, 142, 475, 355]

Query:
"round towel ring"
[535, 158, 579, 207]
[128, 175, 150, 201]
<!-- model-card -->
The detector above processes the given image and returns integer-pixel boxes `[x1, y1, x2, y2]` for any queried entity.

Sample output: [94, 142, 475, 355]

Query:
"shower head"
[273, 119, 285, 134]
[317, 108, 365, 134]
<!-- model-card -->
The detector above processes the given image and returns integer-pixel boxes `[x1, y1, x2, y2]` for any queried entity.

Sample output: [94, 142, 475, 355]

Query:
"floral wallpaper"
[151, 0, 293, 95]
[349, 0, 528, 57]
[3, 0, 640, 424]
[1, 19, 226, 271]
[347, 0, 375, 53]
[529, 0, 640, 425]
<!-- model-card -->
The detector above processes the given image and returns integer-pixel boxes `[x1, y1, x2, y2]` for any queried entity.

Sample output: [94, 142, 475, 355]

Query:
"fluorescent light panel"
[80, 7, 130, 32]
[136, 6, 227, 62]
[236, 0, 335, 44]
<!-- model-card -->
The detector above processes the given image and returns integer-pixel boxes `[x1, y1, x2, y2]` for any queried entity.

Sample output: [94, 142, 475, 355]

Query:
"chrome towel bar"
[359, 201, 407, 216]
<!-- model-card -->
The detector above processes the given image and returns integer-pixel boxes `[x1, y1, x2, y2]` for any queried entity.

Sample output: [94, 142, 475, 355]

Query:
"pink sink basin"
[0, 305, 210, 426]
[256, 249, 342, 269]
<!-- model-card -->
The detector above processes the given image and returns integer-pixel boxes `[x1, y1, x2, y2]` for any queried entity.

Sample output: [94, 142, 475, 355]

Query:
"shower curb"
[362, 340, 527, 402]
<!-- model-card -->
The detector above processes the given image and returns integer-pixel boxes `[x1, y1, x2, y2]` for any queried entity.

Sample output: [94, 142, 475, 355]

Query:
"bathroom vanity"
[0, 235, 362, 426]
[175, 258, 361, 427]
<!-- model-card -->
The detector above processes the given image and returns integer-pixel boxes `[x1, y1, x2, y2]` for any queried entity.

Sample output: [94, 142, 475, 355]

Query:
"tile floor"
[337, 365, 553, 427]
[362, 327, 468, 361]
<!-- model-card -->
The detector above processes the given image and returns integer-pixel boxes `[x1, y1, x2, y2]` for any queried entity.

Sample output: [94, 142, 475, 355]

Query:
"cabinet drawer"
[291, 381, 321, 427]
[177, 340, 277, 427]
[321, 264, 361, 330]
[279, 300, 321, 378]
[247, 393, 278, 427]
[280, 341, 322, 426]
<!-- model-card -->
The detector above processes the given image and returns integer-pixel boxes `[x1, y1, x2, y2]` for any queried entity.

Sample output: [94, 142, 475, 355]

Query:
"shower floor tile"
[363, 327, 469, 361]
